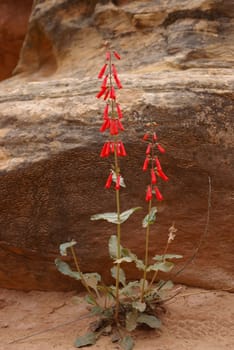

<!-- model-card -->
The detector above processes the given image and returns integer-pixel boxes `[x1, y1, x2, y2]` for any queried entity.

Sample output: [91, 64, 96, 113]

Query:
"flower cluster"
[142, 127, 169, 201]
[96, 50, 126, 190]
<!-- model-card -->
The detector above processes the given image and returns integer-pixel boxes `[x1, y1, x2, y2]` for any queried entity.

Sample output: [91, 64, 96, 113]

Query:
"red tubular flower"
[106, 51, 110, 61]
[157, 144, 166, 153]
[98, 64, 107, 79]
[151, 169, 157, 184]
[110, 119, 118, 135]
[112, 64, 117, 76]
[117, 119, 125, 131]
[101, 75, 108, 89]
[145, 185, 152, 201]
[96, 87, 106, 99]
[153, 132, 157, 142]
[100, 118, 110, 132]
[158, 169, 169, 181]
[146, 143, 151, 155]
[114, 74, 123, 89]
[103, 104, 109, 119]
[155, 157, 162, 171]
[110, 86, 116, 99]
[115, 174, 121, 190]
[143, 157, 149, 171]
[110, 142, 115, 153]
[143, 133, 149, 141]
[103, 88, 110, 100]
[116, 103, 123, 118]
[119, 141, 127, 156]
[113, 51, 121, 60]
[154, 187, 163, 201]
[105, 172, 113, 188]
[100, 142, 111, 157]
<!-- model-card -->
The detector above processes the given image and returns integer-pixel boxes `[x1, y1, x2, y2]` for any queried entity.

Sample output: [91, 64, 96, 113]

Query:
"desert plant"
[55, 50, 182, 350]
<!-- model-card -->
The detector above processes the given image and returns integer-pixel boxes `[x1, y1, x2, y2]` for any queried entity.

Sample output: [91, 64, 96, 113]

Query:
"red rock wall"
[0, 0, 33, 81]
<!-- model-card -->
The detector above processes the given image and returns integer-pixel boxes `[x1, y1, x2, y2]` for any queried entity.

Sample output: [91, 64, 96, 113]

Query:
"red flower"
[142, 157, 149, 171]
[146, 143, 151, 155]
[98, 64, 107, 79]
[112, 64, 117, 76]
[101, 75, 108, 89]
[110, 119, 118, 135]
[151, 169, 157, 184]
[106, 51, 110, 61]
[100, 142, 111, 157]
[145, 185, 152, 201]
[118, 141, 127, 156]
[153, 132, 157, 142]
[116, 103, 123, 118]
[100, 118, 110, 132]
[110, 86, 116, 99]
[143, 133, 149, 141]
[115, 174, 121, 190]
[154, 187, 163, 201]
[103, 88, 110, 100]
[158, 169, 169, 181]
[117, 119, 125, 131]
[113, 51, 121, 60]
[96, 87, 106, 99]
[114, 74, 122, 89]
[105, 172, 113, 188]
[155, 157, 162, 171]
[103, 104, 109, 119]
[157, 144, 166, 153]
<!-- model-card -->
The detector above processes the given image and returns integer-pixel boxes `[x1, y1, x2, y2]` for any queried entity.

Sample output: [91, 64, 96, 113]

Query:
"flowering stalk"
[140, 127, 168, 301]
[96, 49, 125, 321]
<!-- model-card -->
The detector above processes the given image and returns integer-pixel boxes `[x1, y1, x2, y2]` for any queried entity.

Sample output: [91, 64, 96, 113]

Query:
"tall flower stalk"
[96, 49, 126, 321]
[140, 126, 169, 301]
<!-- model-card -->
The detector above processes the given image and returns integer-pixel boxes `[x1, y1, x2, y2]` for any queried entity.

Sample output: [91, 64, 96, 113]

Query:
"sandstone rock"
[0, 0, 33, 81]
[0, 0, 233, 291]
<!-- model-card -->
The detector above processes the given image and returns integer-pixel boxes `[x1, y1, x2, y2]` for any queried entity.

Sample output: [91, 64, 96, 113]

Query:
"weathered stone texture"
[0, 0, 233, 291]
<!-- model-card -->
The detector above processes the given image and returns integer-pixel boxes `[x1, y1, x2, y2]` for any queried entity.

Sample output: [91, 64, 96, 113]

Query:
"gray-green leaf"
[137, 314, 161, 329]
[132, 301, 146, 312]
[126, 310, 138, 332]
[153, 254, 183, 261]
[91, 207, 141, 224]
[111, 266, 126, 286]
[59, 241, 77, 256]
[120, 335, 134, 350]
[55, 258, 81, 280]
[74, 332, 96, 347]
[83, 272, 101, 295]
[142, 207, 157, 228]
[147, 261, 174, 273]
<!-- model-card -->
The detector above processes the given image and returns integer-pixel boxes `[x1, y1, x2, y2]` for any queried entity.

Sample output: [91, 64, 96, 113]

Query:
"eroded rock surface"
[0, 0, 233, 291]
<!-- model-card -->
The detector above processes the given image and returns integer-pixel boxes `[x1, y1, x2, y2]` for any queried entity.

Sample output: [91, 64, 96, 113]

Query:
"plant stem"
[148, 238, 169, 290]
[70, 246, 98, 305]
[140, 199, 152, 302]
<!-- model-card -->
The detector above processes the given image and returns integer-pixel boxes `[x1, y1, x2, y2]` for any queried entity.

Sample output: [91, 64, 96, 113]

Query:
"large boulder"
[0, 0, 233, 291]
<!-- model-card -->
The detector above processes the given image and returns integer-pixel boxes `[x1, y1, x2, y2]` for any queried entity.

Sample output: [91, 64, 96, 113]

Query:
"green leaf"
[120, 281, 140, 297]
[137, 314, 161, 329]
[111, 266, 126, 286]
[126, 310, 138, 331]
[153, 254, 183, 261]
[120, 335, 134, 350]
[147, 261, 174, 273]
[55, 258, 81, 280]
[142, 207, 157, 228]
[114, 256, 133, 264]
[74, 332, 96, 347]
[132, 301, 146, 312]
[159, 280, 174, 290]
[83, 272, 101, 295]
[59, 241, 77, 256]
[85, 294, 96, 305]
[91, 207, 141, 225]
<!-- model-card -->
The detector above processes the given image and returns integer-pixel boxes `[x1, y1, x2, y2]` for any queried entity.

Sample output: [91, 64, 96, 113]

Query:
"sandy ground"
[0, 286, 233, 350]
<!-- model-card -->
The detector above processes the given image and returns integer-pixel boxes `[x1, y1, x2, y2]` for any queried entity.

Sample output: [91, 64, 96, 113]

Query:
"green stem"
[140, 199, 152, 302]
[70, 246, 98, 305]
